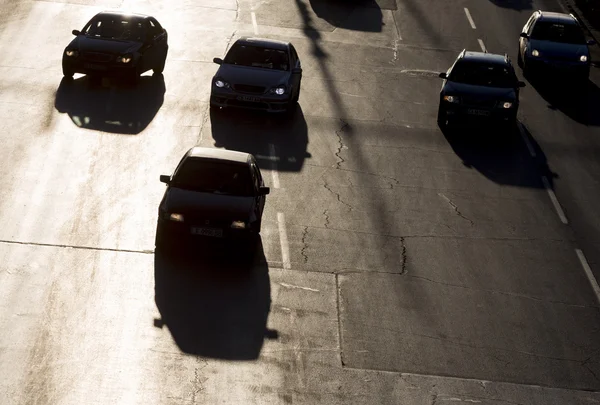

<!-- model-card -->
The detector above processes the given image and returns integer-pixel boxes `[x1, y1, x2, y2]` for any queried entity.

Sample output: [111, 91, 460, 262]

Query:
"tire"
[62, 65, 74, 79]
[292, 84, 300, 103]
[517, 49, 523, 68]
[153, 55, 166, 74]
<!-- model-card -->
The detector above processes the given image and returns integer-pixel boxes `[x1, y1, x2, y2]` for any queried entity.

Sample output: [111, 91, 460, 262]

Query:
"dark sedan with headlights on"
[62, 11, 168, 83]
[437, 50, 526, 129]
[155, 147, 270, 254]
[518, 11, 594, 82]
[210, 37, 303, 113]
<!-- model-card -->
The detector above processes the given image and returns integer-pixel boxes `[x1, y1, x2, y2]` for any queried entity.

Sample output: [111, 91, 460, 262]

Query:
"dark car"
[62, 12, 168, 82]
[518, 11, 595, 81]
[437, 50, 526, 128]
[210, 37, 303, 113]
[156, 147, 270, 251]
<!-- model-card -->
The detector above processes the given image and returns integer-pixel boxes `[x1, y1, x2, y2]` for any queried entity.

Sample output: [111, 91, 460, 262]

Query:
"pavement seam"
[335, 273, 345, 367]
[0, 239, 153, 254]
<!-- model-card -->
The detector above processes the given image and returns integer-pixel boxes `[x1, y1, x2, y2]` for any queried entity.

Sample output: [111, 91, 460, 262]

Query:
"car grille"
[233, 84, 266, 94]
[547, 55, 578, 62]
[462, 97, 496, 108]
[186, 215, 232, 228]
[82, 52, 113, 63]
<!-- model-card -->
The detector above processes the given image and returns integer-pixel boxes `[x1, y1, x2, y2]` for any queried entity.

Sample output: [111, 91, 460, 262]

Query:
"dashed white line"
[268, 143, 280, 189]
[541, 176, 568, 224]
[464, 8, 477, 29]
[251, 12, 259, 35]
[477, 39, 487, 52]
[517, 121, 537, 157]
[279, 282, 320, 292]
[575, 249, 600, 305]
[277, 212, 291, 270]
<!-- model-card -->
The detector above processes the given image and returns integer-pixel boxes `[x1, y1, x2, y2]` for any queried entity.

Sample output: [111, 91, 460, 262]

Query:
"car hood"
[163, 187, 254, 220]
[68, 35, 142, 54]
[215, 64, 291, 88]
[528, 39, 588, 59]
[443, 81, 516, 101]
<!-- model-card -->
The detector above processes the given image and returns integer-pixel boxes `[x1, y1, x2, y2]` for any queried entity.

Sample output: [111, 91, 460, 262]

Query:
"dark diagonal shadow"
[487, 0, 533, 11]
[308, 0, 383, 32]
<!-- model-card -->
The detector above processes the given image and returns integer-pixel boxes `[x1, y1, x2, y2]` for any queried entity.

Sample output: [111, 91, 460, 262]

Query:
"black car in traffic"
[438, 50, 526, 128]
[210, 37, 303, 113]
[518, 11, 594, 82]
[156, 147, 270, 252]
[62, 12, 168, 82]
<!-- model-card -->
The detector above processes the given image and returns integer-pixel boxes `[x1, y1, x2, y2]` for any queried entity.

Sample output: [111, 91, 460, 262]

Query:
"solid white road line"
[541, 176, 568, 224]
[575, 249, 600, 306]
[277, 212, 291, 270]
[251, 12, 259, 35]
[268, 143, 280, 189]
[464, 8, 477, 29]
[517, 121, 537, 158]
[478, 39, 486, 52]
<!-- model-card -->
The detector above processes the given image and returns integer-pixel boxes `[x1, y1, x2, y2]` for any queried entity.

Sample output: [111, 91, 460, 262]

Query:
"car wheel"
[62, 67, 74, 79]
[153, 56, 166, 74]
[292, 85, 300, 103]
[517, 49, 523, 68]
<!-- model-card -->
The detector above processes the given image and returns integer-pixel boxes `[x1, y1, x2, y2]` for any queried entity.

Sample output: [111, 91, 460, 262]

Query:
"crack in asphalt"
[300, 226, 309, 263]
[224, 29, 238, 54]
[190, 358, 208, 403]
[334, 118, 350, 169]
[400, 237, 408, 275]
[0, 239, 154, 254]
[439, 193, 474, 226]
[335, 273, 345, 367]
[323, 209, 331, 228]
[323, 181, 354, 212]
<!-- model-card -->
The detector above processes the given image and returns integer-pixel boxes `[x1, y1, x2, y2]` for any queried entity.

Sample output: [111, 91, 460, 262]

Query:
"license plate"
[467, 108, 490, 116]
[191, 227, 223, 238]
[84, 63, 107, 70]
[237, 95, 260, 102]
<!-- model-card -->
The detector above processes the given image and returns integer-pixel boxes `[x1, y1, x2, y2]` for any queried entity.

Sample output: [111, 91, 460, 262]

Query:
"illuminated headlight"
[169, 213, 184, 222]
[443, 95, 459, 103]
[117, 55, 132, 63]
[214, 79, 230, 88]
[230, 220, 247, 229]
[580, 55, 588, 62]
[531, 49, 540, 57]
[501, 102, 513, 109]
[271, 86, 286, 95]
[65, 49, 79, 57]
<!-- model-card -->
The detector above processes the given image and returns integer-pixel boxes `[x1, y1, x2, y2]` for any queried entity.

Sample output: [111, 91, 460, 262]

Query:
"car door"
[149, 18, 168, 60]
[289, 45, 302, 95]
[140, 19, 161, 72]
[251, 162, 266, 220]
[520, 13, 537, 56]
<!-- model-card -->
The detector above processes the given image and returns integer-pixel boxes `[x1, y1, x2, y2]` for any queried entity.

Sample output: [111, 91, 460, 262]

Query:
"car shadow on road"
[154, 237, 277, 360]
[486, 0, 533, 10]
[210, 106, 311, 172]
[308, 0, 383, 33]
[54, 74, 165, 135]
[526, 77, 600, 126]
[440, 121, 558, 189]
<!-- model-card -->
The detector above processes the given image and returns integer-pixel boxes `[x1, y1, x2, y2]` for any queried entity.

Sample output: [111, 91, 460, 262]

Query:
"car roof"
[96, 11, 150, 20]
[537, 11, 578, 24]
[461, 51, 510, 65]
[187, 147, 251, 164]
[235, 37, 290, 50]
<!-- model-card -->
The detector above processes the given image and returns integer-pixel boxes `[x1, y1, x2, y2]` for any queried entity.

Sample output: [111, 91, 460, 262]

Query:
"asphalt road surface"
[1, 0, 600, 403]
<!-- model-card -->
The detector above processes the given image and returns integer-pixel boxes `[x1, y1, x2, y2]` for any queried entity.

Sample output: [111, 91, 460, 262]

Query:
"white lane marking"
[256, 154, 279, 162]
[278, 282, 320, 292]
[251, 12, 259, 35]
[464, 8, 477, 29]
[277, 212, 291, 270]
[478, 39, 486, 52]
[517, 121, 536, 157]
[541, 176, 568, 224]
[575, 249, 600, 305]
[268, 143, 280, 189]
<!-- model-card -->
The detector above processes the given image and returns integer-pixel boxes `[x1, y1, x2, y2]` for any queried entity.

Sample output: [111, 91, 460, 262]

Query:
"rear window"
[224, 44, 290, 71]
[173, 159, 253, 196]
[531, 20, 586, 44]
[449, 61, 517, 88]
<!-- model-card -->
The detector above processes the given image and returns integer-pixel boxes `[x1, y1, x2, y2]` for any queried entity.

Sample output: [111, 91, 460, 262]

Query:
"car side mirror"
[518, 81, 526, 87]
[259, 186, 270, 195]
[213, 57, 223, 65]
[160, 175, 171, 184]
[439, 72, 447, 79]
[588, 39, 596, 45]
[520, 32, 529, 39]
[72, 29, 81, 36]
[292, 67, 302, 74]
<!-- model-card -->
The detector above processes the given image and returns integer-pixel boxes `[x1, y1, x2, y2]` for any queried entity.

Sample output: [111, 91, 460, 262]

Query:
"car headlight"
[230, 220, 247, 229]
[531, 49, 540, 57]
[270, 86, 286, 95]
[117, 55, 132, 63]
[65, 49, 79, 57]
[443, 95, 459, 103]
[169, 213, 184, 222]
[580, 55, 588, 62]
[214, 79, 230, 88]
[501, 101, 513, 109]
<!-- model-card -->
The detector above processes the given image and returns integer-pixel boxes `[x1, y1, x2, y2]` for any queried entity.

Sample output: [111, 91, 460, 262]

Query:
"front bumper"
[211, 87, 291, 113]
[441, 103, 517, 123]
[156, 217, 257, 247]
[525, 57, 590, 78]
[63, 57, 138, 77]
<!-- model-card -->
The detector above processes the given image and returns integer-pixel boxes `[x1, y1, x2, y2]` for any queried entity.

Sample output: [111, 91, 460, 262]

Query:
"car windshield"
[448, 61, 516, 88]
[530, 20, 586, 44]
[84, 16, 146, 42]
[224, 44, 290, 71]
[172, 159, 254, 196]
